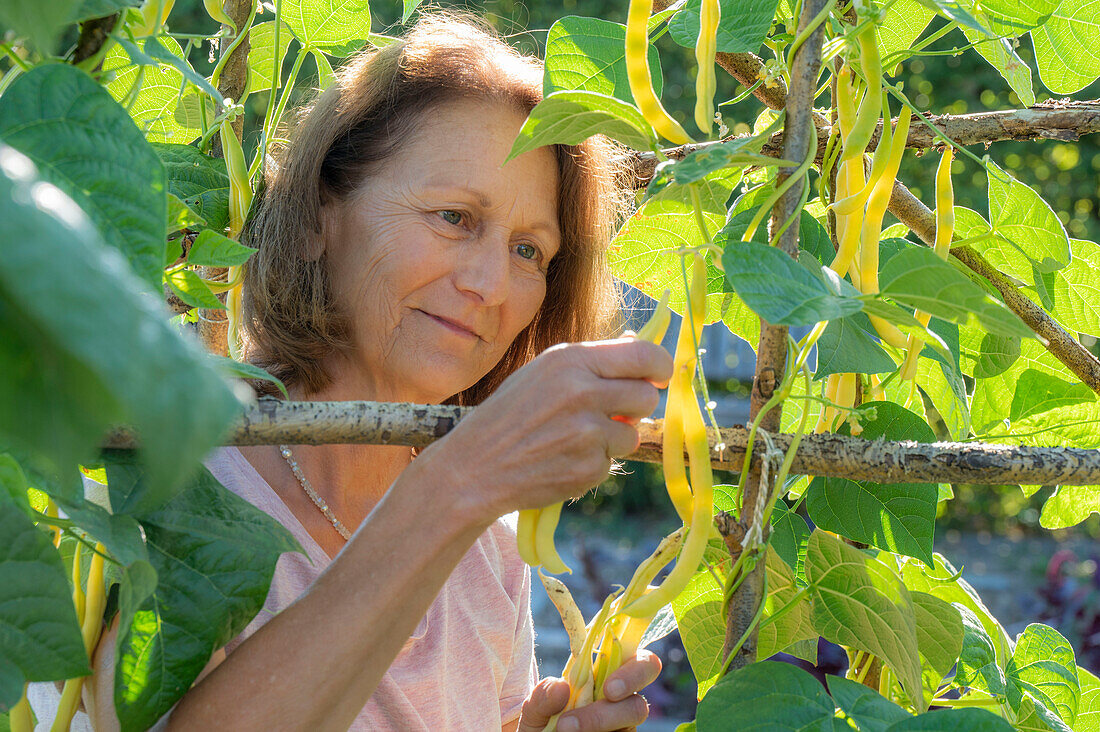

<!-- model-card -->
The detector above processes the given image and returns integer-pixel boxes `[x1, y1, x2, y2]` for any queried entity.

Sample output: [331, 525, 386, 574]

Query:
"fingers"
[516, 678, 569, 732]
[596, 379, 661, 422]
[554, 695, 649, 732]
[571, 338, 674, 387]
[602, 650, 662, 702]
[605, 417, 641, 459]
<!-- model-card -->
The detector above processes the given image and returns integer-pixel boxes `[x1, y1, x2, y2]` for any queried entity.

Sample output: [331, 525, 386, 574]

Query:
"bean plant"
[0, 0, 1099, 729]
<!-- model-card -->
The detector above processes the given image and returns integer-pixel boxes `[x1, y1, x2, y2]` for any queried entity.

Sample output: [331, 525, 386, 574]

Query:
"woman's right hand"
[421, 337, 673, 520]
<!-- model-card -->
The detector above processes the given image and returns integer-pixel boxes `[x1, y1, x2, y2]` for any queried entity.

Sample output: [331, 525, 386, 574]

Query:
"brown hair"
[241, 13, 624, 404]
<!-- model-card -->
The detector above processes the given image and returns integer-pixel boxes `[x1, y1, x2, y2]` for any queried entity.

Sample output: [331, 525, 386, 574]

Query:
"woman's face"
[320, 99, 562, 403]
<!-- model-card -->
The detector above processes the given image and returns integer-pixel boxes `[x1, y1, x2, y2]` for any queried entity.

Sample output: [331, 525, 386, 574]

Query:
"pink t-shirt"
[208, 446, 538, 730]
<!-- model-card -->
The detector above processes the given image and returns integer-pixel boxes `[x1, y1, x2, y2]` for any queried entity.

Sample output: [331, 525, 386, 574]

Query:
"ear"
[304, 203, 339, 262]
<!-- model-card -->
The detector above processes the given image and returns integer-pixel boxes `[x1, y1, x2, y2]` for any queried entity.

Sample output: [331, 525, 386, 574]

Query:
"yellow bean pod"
[626, 0, 693, 145]
[694, 0, 721, 134]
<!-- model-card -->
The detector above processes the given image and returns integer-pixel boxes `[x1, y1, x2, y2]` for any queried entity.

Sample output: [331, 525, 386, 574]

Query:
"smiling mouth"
[420, 310, 480, 339]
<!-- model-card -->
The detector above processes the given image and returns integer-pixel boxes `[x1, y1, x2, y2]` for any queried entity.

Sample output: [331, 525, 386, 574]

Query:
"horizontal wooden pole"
[103, 401, 1100, 486]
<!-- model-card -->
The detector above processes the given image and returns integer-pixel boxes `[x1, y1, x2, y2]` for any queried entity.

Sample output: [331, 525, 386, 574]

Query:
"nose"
[454, 232, 510, 306]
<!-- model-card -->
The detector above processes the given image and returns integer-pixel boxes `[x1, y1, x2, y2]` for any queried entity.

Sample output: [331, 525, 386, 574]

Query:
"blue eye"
[516, 242, 538, 261]
[440, 210, 463, 225]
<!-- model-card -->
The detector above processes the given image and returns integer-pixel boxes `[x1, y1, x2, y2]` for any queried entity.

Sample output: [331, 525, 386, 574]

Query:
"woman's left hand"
[514, 650, 662, 732]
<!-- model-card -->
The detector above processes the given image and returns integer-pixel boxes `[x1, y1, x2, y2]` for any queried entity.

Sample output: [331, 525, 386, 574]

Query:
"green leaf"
[878, 247, 1032, 338]
[187, 230, 258, 267]
[137, 36, 223, 104]
[508, 90, 657, 160]
[247, 21, 295, 94]
[1077, 669, 1100, 732]
[827, 675, 910, 732]
[213, 357, 289, 399]
[1032, 3, 1100, 94]
[805, 530, 924, 709]
[543, 16, 663, 105]
[152, 142, 230, 232]
[0, 0, 78, 53]
[886, 708, 1014, 730]
[102, 35, 203, 144]
[108, 456, 301, 730]
[723, 242, 864, 326]
[910, 591, 964, 694]
[284, 0, 371, 51]
[611, 168, 738, 328]
[166, 268, 224, 309]
[987, 160, 1070, 274]
[1050, 238, 1100, 337]
[973, 332, 1021, 378]
[815, 313, 897, 378]
[0, 455, 32, 518]
[979, 0, 1057, 33]
[0, 64, 168, 292]
[696, 661, 837, 731]
[1009, 368, 1095, 421]
[166, 193, 205, 236]
[1039, 485, 1100, 529]
[769, 500, 810, 582]
[70, 0, 140, 23]
[955, 602, 1007, 696]
[878, 0, 936, 68]
[670, 542, 729, 699]
[757, 547, 816, 660]
[963, 17, 1035, 106]
[0, 489, 89, 709]
[669, 0, 781, 54]
[900, 555, 1013, 668]
[1006, 623, 1080, 727]
[914, 0, 992, 34]
[401, 0, 422, 22]
[0, 144, 240, 510]
[807, 402, 939, 563]
[313, 49, 335, 89]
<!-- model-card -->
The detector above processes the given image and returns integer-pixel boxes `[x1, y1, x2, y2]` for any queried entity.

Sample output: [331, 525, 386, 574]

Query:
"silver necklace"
[278, 445, 352, 541]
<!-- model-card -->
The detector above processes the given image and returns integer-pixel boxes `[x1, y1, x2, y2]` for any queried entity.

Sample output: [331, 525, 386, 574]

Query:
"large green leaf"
[646, 137, 781, 197]
[1032, 3, 1100, 94]
[723, 242, 864, 326]
[879, 0, 936, 67]
[1078, 669, 1100, 732]
[0, 144, 240, 511]
[695, 661, 838, 731]
[152, 143, 230, 232]
[815, 313, 897, 378]
[987, 161, 1070, 274]
[1009, 368, 1095, 422]
[543, 16, 663, 105]
[611, 169, 738, 325]
[1039, 484, 1100, 529]
[757, 547, 816, 660]
[963, 22, 1035, 106]
[878, 247, 1032, 338]
[108, 456, 301, 731]
[806, 402, 939, 563]
[979, 0, 1057, 33]
[1005, 623, 1080, 728]
[827, 675, 910, 732]
[247, 21, 295, 94]
[70, 0, 141, 22]
[669, 0, 780, 54]
[509, 90, 657, 159]
[670, 542, 730, 699]
[0, 489, 89, 710]
[769, 500, 810, 582]
[955, 603, 1007, 696]
[102, 36, 203, 144]
[0, 65, 167, 291]
[910, 591, 963, 698]
[0, 0, 78, 53]
[1049, 238, 1100, 337]
[805, 530, 924, 709]
[187, 230, 257, 267]
[886, 708, 1014, 730]
[284, 0, 371, 51]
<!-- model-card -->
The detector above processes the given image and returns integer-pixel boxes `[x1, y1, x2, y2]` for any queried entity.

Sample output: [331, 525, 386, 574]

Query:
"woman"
[83, 14, 672, 732]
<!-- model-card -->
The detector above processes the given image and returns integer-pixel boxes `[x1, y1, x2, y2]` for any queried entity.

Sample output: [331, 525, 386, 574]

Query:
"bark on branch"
[101, 401, 1100, 485]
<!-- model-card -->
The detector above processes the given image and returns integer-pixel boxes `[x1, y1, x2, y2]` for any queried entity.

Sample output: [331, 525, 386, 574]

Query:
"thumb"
[516, 678, 570, 732]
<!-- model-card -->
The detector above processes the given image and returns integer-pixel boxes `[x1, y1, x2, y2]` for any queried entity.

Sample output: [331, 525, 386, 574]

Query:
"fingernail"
[606, 679, 627, 699]
[558, 716, 579, 732]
